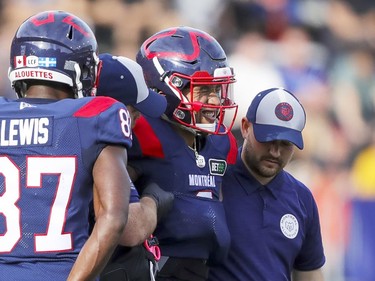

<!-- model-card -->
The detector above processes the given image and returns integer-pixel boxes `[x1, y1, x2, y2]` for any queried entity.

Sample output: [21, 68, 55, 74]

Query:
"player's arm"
[119, 197, 157, 246]
[292, 268, 325, 281]
[67, 145, 130, 281]
[119, 181, 174, 246]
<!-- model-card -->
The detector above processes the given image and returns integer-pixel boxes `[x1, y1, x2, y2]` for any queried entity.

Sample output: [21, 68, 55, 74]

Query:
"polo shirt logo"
[280, 214, 299, 239]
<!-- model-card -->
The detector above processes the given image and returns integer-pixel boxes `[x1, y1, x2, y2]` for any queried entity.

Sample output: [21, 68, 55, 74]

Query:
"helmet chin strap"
[195, 122, 217, 133]
[161, 114, 197, 135]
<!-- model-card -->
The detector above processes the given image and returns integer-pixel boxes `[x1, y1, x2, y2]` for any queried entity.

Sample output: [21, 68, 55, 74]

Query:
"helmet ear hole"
[67, 25, 74, 40]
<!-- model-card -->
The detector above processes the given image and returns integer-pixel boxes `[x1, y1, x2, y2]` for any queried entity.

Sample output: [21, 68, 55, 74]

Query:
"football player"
[1, 10, 131, 281]
[95, 53, 174, 281]
[129, 26, 238, 280]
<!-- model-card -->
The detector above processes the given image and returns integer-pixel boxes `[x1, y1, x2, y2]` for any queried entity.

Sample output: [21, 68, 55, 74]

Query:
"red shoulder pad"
[226, 131, 238, 164]
[74, 96, 117, 117]
[133, 116, 164, 158]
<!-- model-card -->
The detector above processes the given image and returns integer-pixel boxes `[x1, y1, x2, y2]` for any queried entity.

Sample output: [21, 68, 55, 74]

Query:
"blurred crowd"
[1, 0, 375, 280]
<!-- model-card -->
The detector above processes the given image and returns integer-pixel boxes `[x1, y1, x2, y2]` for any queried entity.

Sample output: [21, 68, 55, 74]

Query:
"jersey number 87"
[0, 156, 76, 253]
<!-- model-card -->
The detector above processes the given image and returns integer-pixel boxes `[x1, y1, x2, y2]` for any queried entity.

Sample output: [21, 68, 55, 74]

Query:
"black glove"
[141, 182, 174, 221]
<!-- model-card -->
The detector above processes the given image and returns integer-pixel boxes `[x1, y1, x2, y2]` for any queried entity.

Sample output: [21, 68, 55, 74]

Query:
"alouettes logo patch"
[280, 214, 299, 239]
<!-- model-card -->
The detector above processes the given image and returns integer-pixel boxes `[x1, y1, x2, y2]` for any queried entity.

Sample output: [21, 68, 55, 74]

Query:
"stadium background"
[1, 0, 375, 280]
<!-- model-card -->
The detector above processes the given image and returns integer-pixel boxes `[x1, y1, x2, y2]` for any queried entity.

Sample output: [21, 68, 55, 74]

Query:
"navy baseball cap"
[97, 53, 167, 118]
[246, 88, 306, 149]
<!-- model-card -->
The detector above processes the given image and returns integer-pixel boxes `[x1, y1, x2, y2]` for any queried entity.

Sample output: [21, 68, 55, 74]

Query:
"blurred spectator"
[273, 25, 329, 102]
[329, 45, 375, 161]
[344, 136, 375, 281]
[226, 31, 285, 142]
[271, 25, 335, 166]
[172, 0, 226, 34]
[115, 0, 180, 58]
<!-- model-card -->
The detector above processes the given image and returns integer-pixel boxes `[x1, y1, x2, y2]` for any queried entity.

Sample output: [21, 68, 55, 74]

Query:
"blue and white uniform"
[129, 116, 237, 263]
[0, 96, 132, 280]
[208, 147, 326, 281]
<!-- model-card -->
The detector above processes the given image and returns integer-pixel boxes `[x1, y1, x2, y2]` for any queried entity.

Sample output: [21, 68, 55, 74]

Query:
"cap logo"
[275, 102, 293, 121]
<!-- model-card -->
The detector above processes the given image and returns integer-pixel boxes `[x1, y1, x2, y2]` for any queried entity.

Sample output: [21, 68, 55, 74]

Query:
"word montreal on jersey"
[0, 116, 52, 146]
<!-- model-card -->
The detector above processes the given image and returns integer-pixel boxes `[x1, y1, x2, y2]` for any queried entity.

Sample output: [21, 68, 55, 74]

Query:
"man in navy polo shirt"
[208, 88, 326, 281]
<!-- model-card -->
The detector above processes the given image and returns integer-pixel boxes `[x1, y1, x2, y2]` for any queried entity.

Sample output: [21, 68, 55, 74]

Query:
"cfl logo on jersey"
[209, 159, 227, 176]
[280, 214, 299, 239]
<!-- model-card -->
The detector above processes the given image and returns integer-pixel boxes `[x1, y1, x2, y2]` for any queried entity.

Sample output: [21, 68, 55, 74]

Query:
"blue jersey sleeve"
[74, 96, 132, 149]
[98, 100, 132, 148]
[95, 97, 133, 148]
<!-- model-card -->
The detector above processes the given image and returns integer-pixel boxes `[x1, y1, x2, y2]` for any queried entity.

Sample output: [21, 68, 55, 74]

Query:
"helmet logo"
[30, 12, 55, 26]
[62, 16, 92, 37]
[144, 28, 212, 61]
[30, 12, 92, 37]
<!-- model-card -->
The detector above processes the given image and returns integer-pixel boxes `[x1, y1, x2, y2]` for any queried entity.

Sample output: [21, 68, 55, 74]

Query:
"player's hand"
[141, 182, 174, 221]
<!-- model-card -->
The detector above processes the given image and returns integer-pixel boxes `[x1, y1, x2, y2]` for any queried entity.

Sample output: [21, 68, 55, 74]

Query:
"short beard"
[242, 142, 282, 183]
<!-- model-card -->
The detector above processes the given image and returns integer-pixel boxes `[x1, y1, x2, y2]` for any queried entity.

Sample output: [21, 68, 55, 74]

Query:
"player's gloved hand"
[141, 182, 174, 221]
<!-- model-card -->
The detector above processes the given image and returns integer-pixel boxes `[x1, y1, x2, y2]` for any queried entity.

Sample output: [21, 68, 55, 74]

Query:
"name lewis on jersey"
[0, 117, 52, 146]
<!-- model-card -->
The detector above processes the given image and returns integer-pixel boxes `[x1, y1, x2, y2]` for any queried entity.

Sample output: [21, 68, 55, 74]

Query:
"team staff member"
[2, 11, 131, 280]
[209, 88, 325, 281]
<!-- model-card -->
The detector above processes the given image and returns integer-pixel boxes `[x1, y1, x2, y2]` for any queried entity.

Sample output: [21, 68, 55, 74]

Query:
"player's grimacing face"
[187, 84, 221, 124]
